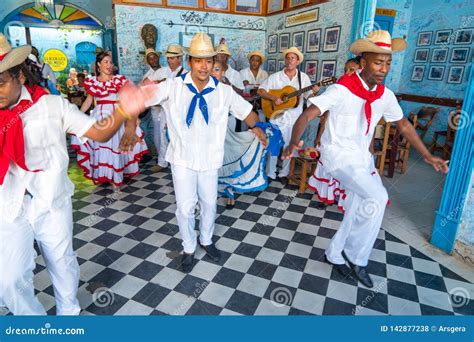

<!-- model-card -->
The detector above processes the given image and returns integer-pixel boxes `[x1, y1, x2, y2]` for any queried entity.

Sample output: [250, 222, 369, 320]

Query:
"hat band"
[166, 51, 179, 55]
[374, 42, 391, 48]
[0, 50, 10, 62]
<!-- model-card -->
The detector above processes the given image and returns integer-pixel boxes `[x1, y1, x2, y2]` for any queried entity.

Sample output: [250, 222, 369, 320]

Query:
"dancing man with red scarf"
[283, 31, 448, 288]
[0, 34, 147, 315]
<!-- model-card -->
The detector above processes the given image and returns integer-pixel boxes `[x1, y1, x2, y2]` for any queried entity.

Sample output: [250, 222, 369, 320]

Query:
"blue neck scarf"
[181, 73, 219, 127]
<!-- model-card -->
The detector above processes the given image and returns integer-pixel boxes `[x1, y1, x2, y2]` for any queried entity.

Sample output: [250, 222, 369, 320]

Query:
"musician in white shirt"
[239, 50, 268, 90]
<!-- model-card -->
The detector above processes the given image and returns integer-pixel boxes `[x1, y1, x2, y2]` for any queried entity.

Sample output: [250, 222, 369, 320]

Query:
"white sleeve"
[308, 84, 342, 116]
[60, 97, 96, 143]
[228, 86, 253, 121]
[144, 80, 170, 107]
[258, 74, 274, 91]
[301, 73, 313, 99]
[232, 70, 245, 90]
[382, 90, 404, 122]
[239, 69, 248, 82]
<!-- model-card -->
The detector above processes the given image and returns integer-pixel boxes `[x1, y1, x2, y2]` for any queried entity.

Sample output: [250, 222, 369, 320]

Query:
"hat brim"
[248, 53, 266, 62]
[282, 49, 304, 63]
[164, 52, 184, 58]
[187, 51, 217, 58]
[0, 45, 32, 73]
[350, 38, 406, 56]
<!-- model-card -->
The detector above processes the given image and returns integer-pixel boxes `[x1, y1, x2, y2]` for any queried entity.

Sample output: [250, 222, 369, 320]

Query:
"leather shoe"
[181, 253, 194, 273]
[342, 252, 373, 288]
[199, 243, 221, 261]
[279, 176, 289, 186]
[324, 255, 354, 279]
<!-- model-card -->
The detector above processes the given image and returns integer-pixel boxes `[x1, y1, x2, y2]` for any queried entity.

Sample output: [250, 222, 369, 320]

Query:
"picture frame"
[267, 0, 284, 14]
[434, 29, 452, 45]
[234, 0, 262, 14]
[267, 59, 276, 73]
[323, 26, 341, 52]
[179, 32, 214, 48]
[414, 48, 429, 62]
[205, 0, 229, 10]
[321, 60, 337, 78]
[289, 0, 309, 7]
[411, 65, 425, 82]
[454, 28, 473, 45]
[447, 66, 464, 84]
[431, 48, 449, 63]
[268, 34, 278, 54]
[278, 60, 285, 71]
[417, 31, 433, 46]
[279, 33, 290, 52]
[292, 31, 305, 52]
[306, 28, 321, 52]
[167, 0, 199, 7]
[427, 65, 445, 81]
[305, 60, 318, 82]
[450, 47, 470, 63]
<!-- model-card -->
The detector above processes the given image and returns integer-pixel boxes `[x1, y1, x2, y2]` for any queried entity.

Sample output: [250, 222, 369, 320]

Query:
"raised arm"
[80, 94, 94, 112]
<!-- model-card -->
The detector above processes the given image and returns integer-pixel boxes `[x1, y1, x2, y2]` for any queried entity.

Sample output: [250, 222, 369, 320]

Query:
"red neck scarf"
[337, 72, 385, 135]
[0, 85, 47, 185]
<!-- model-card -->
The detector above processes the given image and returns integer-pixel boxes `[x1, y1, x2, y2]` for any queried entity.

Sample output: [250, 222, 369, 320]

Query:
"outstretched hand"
[424, 155, 449, 174]
[118, 82, 155, 117]
[282, 140, 303, 160]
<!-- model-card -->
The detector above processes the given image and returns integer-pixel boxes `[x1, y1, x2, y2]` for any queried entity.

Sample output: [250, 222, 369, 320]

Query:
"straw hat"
[0, 34, 31, 73]
[145, 48, 160, 64]
[215, 42, 231, 56]
[247, 50, 266, 63]
[188, 33, 217, 58]
[164, 44, 185, 58]
[282, 47, 304, 63]
[350, 30, 406, 56]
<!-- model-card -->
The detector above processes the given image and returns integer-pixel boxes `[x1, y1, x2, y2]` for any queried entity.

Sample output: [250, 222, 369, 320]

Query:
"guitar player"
[257, 47, 320, 185]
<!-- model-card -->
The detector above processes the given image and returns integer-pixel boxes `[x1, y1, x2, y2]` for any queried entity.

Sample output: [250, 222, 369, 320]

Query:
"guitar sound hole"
[281, 94, 288, 102]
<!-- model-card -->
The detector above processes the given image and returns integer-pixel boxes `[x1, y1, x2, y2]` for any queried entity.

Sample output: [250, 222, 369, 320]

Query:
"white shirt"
[259, 69, 312, 121]
[152, 65, 186, 81]
[309, 72, 403, 171]
[239, 67, 269, 86]
[0, 87, 96, 223]
[142, 67, 161, 82]
[224, 65, 245, 90]
[145, 73, 252, 171]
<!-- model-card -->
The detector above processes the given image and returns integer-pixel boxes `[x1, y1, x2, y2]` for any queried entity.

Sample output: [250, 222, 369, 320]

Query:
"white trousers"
[171, 164, 218, 254]
[0, 196, 80, 315]
[151, 107, 169, 168]
[266, 115, 295, 178]
[325, 164, 388, 267]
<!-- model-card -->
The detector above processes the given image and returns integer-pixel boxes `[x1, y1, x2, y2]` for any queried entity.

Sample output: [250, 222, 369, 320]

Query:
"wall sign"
[43, 49, 68, 72]
[285, 8, 319, 28]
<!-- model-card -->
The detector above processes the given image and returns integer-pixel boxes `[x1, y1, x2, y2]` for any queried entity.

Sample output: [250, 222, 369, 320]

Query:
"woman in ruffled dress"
[71, 51, 148, 187]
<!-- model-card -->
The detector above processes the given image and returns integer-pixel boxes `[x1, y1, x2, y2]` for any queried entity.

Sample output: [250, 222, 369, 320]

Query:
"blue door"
[75, 42, 97, 73]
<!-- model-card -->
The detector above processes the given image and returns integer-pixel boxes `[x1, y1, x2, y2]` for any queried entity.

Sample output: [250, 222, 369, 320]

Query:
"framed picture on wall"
[289, 0, 309, 7]
[454, 28, 473, 45]
[167, 0, 198, 7]
[292, 31, 305, 52]
[451, 47, 470, 63]
[447, 66, 464, 84]
[411, 65, 425, 82]
[180, 32, 214, 48]
[205, 0, 229, 10]
[267, 59, 276, 73]
[235, 0, 262, 14]
[279, 33, 290, 52]
[268, 34, 278, 54]
[306, 29, 321, 52]
[434, 29, 452, 45]
[305, 60, 318, 81]
[278, 60, 285, 71]
[417, 31, 433, 46]
[428, 66, 445, 80]
[431, 48, 449, 63]
[321, 60, 337, 78]
[267, 0, 284, 14]
[323, 26, 341, 52]
[414, 48, 429, 62]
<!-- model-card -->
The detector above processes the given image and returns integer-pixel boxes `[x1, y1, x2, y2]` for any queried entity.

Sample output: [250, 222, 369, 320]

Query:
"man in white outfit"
[239, 50, 269, 89]
[135, 33, 267, 272]
[144, 45, 186, 172]
[258, 47, 319, 184]
[0, 33, 146, 315]
[283, 31, 448, 288]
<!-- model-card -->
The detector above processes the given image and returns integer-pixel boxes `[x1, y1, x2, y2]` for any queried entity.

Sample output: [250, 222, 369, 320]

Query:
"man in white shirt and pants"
[137, 33, 266, 272]
[283, 31, 448, 288]
[258, 47, 319, 184]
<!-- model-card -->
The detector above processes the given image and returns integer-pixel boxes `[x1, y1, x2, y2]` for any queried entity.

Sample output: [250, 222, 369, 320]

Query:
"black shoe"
[324, 255, 355, 279]
[199, 243, 221, 261]
[226, 202, 235, 210]
[342, 252, 373, 288]
[279, 176, 288, 186]
[181, 253, 194, 273]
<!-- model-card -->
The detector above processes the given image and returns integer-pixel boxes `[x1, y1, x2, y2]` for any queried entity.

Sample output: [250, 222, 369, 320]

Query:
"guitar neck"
[287, 80, 323, 99]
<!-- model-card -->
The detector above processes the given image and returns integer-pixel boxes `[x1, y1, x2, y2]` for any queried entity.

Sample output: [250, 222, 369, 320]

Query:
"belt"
[96, 100, 117, 105]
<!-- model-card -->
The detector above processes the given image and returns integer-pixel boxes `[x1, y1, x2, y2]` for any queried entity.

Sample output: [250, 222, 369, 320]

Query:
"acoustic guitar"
[261, 77, 336, 119]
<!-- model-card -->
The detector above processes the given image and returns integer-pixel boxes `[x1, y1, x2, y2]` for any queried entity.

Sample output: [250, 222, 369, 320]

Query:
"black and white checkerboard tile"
[7, 161, 473, 316]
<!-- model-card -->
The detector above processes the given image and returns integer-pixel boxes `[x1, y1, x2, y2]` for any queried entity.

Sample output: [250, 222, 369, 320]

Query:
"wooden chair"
[412, 106, 439, 141]
[373, 119, 391, 175]
[289, 156, 318, 194]
[396, 114, 418, 174]
[430, 110, 460, 159]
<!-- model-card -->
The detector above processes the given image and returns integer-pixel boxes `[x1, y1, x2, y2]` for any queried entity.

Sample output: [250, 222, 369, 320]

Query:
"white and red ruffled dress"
[71, 75, 148, 186]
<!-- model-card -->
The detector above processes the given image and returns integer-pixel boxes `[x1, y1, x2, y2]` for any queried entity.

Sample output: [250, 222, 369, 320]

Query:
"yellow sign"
[43, 49, 68, 72]
[285, 8, 319, 27]
[376, 8, 397, 17]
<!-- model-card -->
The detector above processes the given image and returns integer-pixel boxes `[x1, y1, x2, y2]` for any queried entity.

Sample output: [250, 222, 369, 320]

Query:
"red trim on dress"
[83, 75, 127, 98]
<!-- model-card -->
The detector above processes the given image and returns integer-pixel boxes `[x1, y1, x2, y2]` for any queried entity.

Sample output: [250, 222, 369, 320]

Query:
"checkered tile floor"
[4, 159, 473, 316]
